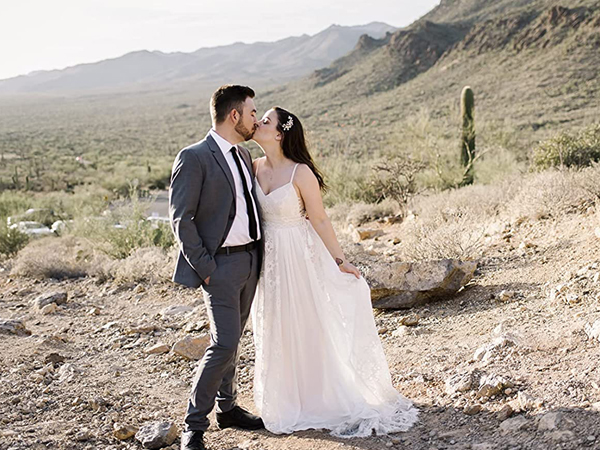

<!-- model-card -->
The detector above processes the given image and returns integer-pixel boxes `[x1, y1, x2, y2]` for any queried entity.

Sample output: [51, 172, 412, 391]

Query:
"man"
[169, 85, 264, 450]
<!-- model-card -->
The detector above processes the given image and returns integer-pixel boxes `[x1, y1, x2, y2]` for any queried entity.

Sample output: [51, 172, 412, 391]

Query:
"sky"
[0, 0, 440, 81]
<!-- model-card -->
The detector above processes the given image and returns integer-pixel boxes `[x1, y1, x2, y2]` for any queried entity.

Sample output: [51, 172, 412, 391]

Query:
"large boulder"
[366, 259, 477, 309]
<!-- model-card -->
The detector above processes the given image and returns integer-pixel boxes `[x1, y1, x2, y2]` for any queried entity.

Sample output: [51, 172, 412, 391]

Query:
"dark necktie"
[231, 147, 258, 241]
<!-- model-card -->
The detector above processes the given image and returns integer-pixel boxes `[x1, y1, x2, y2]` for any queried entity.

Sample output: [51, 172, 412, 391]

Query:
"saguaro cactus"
[460, 86, 476, 186]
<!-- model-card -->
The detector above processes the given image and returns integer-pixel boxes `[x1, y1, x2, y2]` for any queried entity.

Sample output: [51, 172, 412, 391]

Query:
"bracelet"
[335, 257, 343, 266]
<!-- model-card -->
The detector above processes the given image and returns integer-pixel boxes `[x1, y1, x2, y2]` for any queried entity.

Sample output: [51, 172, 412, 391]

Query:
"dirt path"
[1, 211, 600, 450]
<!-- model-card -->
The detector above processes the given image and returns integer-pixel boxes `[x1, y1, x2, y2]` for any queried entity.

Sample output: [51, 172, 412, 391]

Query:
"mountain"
[268, 0, 600, 150]
[0, 22, 396, 95]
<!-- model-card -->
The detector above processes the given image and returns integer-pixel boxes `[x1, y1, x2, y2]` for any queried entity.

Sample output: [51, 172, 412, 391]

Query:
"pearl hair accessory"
[282, 115, 294, 131]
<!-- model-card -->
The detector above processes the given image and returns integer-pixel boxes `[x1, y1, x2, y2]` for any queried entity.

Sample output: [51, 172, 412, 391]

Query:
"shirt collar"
[209, 128, 237, 155]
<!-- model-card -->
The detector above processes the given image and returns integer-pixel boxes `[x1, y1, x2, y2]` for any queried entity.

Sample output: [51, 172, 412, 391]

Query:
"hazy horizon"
[1, 0, 439, 81]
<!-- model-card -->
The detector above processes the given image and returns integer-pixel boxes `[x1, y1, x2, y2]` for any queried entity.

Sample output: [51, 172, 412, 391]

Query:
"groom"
[169, 85, 264, 450]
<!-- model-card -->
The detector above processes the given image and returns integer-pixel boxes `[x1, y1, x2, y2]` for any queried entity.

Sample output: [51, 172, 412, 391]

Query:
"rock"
[392, 326, 409, 337]
[31, 292, 68, 309]
[57, 363, 78, 383]
[184, 320, 208, 333]
[517, 391, 544, 410]
[161, 305, 194, 318]
[584, 320, 600, 343]
[75, 429, 92, 441]
[44, 352, 65, 366]
[474, 333, 520, 362]
[368, 259, 478, 309]
[40, 303, 58, 315]
[0, 319, 32, 336]
[147, 343, 170, 355]
[445, 370, 482, 395]
[497, 290, 515, 302]
[464, 404, 482, 415]
[113, 423, 139, 440]
[500, 416, 529, 434]
[172, 335, 210, 360]
[127, 323, 160, 334]
[477, 374, 513, 398]
[538, 412, 564, 431]
[548, 430, 575, 441]
[399, 315, 420, 326]
[497, 404, 513, 421]
[349, 225, 384, 242]
[135, 421, 178, 449]
[88, 307, 101, 315]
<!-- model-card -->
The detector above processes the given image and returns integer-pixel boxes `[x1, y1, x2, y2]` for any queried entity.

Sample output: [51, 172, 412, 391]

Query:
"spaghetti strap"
[290, 163, 300, 183]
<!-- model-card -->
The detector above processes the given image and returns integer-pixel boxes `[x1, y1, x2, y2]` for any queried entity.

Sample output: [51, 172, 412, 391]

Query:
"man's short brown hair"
[210, 85, 255, 124]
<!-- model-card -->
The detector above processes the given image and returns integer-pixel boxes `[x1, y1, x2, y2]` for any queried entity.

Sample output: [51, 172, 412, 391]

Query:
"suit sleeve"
[169, 148, 216, 281]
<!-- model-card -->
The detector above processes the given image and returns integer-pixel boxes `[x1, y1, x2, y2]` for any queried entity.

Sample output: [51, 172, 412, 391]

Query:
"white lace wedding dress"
[251, 163, 418, 438]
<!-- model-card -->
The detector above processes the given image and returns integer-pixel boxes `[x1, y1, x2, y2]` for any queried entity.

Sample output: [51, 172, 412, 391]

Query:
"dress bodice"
[255, 163, 307, 228]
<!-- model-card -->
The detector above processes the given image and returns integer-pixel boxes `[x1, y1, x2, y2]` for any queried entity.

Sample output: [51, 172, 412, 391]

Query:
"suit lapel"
[206, 133, 236, 198]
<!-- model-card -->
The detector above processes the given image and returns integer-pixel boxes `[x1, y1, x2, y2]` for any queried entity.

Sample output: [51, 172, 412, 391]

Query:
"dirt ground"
[1, 209, 600, 450]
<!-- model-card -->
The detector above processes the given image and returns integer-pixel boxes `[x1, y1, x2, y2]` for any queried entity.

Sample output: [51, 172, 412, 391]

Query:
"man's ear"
[229, 108, 239, 124]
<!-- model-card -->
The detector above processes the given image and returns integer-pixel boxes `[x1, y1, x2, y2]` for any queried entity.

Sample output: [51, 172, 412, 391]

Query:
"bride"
[250, 107, 419, 438]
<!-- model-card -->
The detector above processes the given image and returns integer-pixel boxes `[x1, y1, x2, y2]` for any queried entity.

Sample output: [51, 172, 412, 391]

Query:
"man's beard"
[235, 119, 256, 141]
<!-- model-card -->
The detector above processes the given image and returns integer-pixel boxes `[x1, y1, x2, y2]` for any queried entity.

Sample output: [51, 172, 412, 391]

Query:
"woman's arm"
[295, 164, 360, 278]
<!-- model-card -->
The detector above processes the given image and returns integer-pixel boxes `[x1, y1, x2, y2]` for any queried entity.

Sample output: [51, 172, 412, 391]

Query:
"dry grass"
[9, 234, 175, 284]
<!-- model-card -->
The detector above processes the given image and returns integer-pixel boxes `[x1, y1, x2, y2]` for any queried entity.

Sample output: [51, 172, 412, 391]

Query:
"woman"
[250, 107, 418, 438]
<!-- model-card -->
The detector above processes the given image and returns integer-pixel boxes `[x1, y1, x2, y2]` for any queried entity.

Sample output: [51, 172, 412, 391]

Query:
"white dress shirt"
[209, 128, 261, 246]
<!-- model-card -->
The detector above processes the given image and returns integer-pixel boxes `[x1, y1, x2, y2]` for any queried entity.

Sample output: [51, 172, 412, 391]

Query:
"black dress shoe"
[216, 405, 265, 430]
[181, 430, 206, 450]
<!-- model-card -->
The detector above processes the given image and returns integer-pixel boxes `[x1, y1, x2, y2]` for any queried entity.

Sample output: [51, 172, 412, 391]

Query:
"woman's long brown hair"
[274, 106, 327, 192]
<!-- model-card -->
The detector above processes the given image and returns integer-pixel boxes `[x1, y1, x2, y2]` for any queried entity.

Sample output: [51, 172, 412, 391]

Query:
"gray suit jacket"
[168, 132, 263, 288]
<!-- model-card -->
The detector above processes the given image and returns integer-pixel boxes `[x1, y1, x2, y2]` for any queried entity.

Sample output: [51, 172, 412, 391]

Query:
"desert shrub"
[0, 222, 30, 257]
[71, 187, 175, 259]
[104, 246, 176, 284]
[531, 125, 600, 170]
[366, 156, 428, 216]
[10, 236, 92, 279]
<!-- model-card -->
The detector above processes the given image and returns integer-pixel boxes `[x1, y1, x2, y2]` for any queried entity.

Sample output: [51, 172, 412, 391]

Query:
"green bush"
[531, 125, 600, 170]
[72, 186, 174, 259]
[0, 223, 30, 257]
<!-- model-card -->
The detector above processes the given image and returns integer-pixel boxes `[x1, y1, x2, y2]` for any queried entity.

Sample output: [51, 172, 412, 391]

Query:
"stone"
[399, 315, 420, 326]
[349, 225, 384, 242]
[31, 292, 68, 309]
[548, 430, 575, 441]
[135, 421, 178, 449]
[538, 412, 564, 431]
[497, 404, 513, 421]
[500, 416, 529, 434]
[464, 404, 482, 415]
[147, 343, 170, 355]
[184, 320, 208, 333]
[517, 391, 543, 410]
[474, 333, 520, 362]
[477, 374, 513, 398]
[127, 323, 160, 334]
[40, 303, 58, 315]
[58, 363, 78, 383]
[161, 305, 194, 318]
[172, 335, 210, 360]
[0, 319, 31, 336]
[584, 320, 600, 343]
[113, 423, 138, 440]
[392, 326, 409, 337]
[44, 352, 65, 365]
[445, 370, 481, 395]
[497, 290, 515, 302]
[368, 259, 478, 309]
